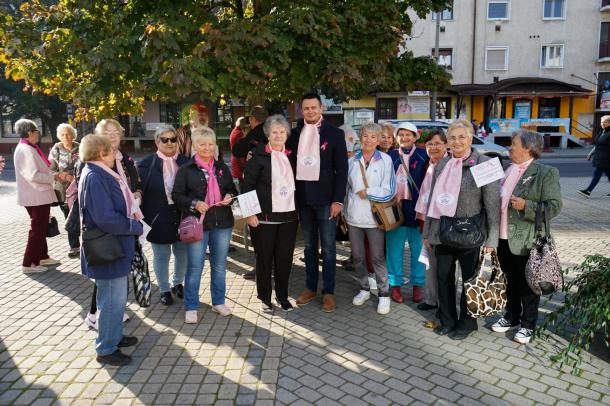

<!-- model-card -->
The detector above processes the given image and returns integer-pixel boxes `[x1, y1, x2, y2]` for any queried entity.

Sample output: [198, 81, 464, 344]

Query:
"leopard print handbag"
[464, 250, 507, 318]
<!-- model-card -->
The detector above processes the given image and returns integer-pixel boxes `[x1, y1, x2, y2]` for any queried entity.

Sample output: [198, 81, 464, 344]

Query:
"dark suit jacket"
[231, 123, 266, 158]
[285, 119, 348, 206]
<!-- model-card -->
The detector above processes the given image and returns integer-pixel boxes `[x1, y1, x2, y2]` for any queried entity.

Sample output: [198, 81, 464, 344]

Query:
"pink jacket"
[14, 142, 57, 207]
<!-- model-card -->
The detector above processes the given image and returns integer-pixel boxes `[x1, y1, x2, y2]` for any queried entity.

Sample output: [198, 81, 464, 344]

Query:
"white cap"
[395, 122, 418, 136]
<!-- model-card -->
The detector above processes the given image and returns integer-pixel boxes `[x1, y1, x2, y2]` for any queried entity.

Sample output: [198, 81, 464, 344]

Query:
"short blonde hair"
[56, 123, 77, 139]
[79, 134, 111, 162]
[95, 119, 124, 138]
[190, 126, 217, 147]
[447, 119, 474, 139]
[601, 115, 610, 124]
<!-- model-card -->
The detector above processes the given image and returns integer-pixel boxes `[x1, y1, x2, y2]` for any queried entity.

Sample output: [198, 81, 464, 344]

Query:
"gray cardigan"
[422, 149, 500, 248]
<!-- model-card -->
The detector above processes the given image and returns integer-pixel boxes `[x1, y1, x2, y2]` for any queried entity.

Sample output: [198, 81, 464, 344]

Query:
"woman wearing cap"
[386, 122, 429, 304]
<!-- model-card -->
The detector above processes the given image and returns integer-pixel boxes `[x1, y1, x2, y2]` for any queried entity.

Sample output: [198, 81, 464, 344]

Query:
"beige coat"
[14, 142, 57, 207]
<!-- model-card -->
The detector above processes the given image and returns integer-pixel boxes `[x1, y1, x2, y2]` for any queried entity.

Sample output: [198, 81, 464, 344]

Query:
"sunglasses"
[159, 137, 178, 144]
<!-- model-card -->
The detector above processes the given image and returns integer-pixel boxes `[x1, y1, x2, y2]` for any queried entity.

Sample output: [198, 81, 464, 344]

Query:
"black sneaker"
[96, 350, 131, 366]
[243, 271, 255, 280]
[277, 299, 293, 312]
[578, 190, 591, 198]
[160, 291, 173, 305]
[171, 284, 184, 298]
[118, 336, 138, 348]
[417, 302, 438, 311]
[68, 248, 80, 258]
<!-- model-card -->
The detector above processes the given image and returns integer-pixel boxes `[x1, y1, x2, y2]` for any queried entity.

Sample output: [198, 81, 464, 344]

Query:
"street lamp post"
[430, 12, 441, 121]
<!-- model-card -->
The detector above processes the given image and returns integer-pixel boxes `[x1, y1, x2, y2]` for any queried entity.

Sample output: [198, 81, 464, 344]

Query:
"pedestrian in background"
[491, 130, 561, 344]
[579, 115, 610, 198]
[137, 125, 189, 306]
[229, 116, 250, 180]
[176, 102, 210, 157]
[14, 118, 68, 273]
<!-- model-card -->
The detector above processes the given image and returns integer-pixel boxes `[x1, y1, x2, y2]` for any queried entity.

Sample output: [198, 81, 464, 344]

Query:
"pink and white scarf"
[114, 150, 128, 184]
[194, 155, 222, 206]
[156, 150, 179, 204]
[87, 161, 143, 221]
[426, 153, 470, 219]
[267, 145, 295, 212]
[415, 153, 447, 221]
[296, 117, 322, 181]
[500, 158, 533, 239]
[395, 147, 417, 200]
[20, 139, 51, 167]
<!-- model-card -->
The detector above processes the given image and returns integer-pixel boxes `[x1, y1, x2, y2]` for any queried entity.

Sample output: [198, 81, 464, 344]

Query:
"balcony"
[602, 0, 610, 12]
[600, 41, 610, 61]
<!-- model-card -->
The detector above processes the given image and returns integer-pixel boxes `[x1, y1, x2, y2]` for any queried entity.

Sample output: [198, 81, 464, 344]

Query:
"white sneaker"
[491, 317, 518, 333]
[84, 313, 97, 330]
[39, 258, 61, 266]
[22, 264, 48, 273]
[352, 290, 371, 306]
[368, 275, 378, 291]
[212, 304, 232, 316]
[123, 313, 130, 323]
[377, 297, 391, 315]
[513, 328, 534, 344]
[185, 310, 198, 324]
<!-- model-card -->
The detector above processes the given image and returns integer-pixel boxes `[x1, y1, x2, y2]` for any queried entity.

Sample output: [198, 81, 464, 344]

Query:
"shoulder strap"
[358, 160, 369, 188]
[398, 153, 420, 194]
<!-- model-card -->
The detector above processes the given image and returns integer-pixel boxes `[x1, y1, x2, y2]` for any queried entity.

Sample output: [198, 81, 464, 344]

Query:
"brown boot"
[296, 289, 316, 305]
[412, 286, 423, 303]
[390, 286, 403, 304]
[322, 294, 336, 313]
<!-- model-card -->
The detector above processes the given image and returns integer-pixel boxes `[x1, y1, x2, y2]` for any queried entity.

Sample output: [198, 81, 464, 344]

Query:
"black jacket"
[231, 123, 266, 158]
[137, 153, 189, 244]
[241, 143, 298, 222]
[118, 152, 141, 193]
[172, 159, 237, 230]
[285, 119, 348, 206]
[593, 127, 610, 170]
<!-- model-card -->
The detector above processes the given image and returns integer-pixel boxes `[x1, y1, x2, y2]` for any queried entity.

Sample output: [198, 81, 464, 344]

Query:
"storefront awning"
[447, 77, 593, 97]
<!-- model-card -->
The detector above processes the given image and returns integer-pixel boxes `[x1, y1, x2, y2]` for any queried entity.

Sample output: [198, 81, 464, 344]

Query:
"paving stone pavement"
[0, 176, 608, 406]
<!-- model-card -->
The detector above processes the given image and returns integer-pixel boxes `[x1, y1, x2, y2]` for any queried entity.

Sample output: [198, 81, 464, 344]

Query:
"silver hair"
[153, 124, 176, 141]
[447, 119, 474, 139]
[601, 115, 610, 123]
[15, 118, 38, 138]
[359, 122, 383, 138]
[56, 123, 77, 138]
[263, 114, 291, 137]
[512, 129, 543, 159]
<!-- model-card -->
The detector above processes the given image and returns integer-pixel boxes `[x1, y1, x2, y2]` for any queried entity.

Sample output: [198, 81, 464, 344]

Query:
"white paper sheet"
[236, 191, 262, 218]
[139, 220, 152, 245]
[418, 246, 430, 270]
[469, 157, 505, 188]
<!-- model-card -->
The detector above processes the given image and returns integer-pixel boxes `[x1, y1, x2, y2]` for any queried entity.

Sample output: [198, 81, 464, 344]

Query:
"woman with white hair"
[49, 123, 80, 257]
[172, 127, 237, 323]
[137, 125, 189, 305]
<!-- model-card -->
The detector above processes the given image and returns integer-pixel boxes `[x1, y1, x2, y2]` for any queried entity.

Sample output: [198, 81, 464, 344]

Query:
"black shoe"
[578, 190, 591, 198]
[277, 299, 293, 312]
[68, 248, 80, 259]
[434, 326, 454, 336]
[449, 329, 473, 341]
[171, 284, 184, 298]
[96, 350, 131, 366]
[243, 272, 255, 280]
[417, 302, 438, 311]
[228, 246, 236, 252]
[118, 335, 138, 348]
[160, 291, 173, 305]
[260, 301, 273, 313]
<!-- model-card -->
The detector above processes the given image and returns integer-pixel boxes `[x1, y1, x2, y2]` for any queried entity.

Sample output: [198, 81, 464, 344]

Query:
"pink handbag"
[178, 214, 204, 243]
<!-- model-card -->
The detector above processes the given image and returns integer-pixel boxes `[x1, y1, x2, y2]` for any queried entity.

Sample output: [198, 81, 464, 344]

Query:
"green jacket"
[505, 161, 562, 256]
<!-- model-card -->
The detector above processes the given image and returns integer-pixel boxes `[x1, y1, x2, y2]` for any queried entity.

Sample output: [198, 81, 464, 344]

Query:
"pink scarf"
[500, 158, 533, 239]
[87, 161, 143, 221]
[156, 150, 179, 204]
[296, 117, 322, 181]
[194, 155, 222, 206]
[415, 153, 447, 221]
[267, 145, 295, 212]
[114, 150, 128, 184]
[20, 139, 51, 167]
[395, 147, 416, 200]
[427, 152, 470, 219]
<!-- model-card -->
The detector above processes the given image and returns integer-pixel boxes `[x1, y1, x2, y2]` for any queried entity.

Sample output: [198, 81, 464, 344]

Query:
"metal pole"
[431, 12, 441, 120]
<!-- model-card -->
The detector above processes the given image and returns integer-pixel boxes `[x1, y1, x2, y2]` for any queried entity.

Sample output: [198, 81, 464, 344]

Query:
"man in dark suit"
[286, 93, 348, 312]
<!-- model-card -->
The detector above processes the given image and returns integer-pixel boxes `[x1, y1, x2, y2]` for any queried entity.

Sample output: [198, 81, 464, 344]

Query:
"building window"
[377, 98, 397, 120]
[436, 97, 452, 120]
[485, 47, 509, 70]
[603, 0, 610, 8]
[543, 0, 565, 19]
[601, 22, 610, 59]
[487, 0, 510, 20]
[432, 48, 453, 70]
[541, 44, 564, 68]
[432, 1, 454, 20]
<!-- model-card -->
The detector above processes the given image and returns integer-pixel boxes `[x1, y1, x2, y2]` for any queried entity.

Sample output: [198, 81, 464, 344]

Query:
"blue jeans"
[95, 275, 128, 356]
[299, 204, 337, 295]
[150, 242, 188, 294]
[585, 167, 610, 192]
[184, 227, 232, 310]
[386, 225, 425, 287]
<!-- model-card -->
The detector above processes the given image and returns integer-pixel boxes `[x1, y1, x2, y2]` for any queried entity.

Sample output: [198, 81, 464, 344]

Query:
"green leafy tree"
[1, 0, 451, 120]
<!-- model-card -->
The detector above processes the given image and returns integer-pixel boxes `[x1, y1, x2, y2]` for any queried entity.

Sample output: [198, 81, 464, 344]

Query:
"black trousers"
[497, 239, 540, 330]
[251, 221, 298, 303]
[435, 244, 480, 331]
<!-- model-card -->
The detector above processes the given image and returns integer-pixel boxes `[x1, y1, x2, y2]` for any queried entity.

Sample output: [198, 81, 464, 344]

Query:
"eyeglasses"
[159, 137, 178, 144]
[426, 143, 445, 148]
[447, 135, 468, 142]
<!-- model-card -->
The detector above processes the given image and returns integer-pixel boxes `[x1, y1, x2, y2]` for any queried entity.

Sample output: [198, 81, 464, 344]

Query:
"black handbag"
[82, 228, 125, 266]
[47, 216, 60, 237]
[439, 210, 487, 249]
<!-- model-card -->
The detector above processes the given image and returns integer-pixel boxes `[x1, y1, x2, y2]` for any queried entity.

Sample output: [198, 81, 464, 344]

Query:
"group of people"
[13, 92, 562, 366]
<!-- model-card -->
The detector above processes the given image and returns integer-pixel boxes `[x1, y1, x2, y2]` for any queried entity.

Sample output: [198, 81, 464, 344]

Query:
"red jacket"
[229, 127, 247, 178]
